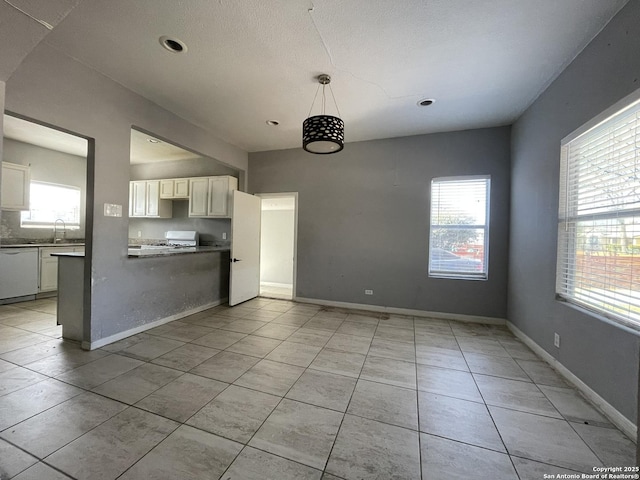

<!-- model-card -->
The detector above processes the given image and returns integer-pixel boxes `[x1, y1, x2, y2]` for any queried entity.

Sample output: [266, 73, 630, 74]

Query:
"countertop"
[127, 246, 230, 258]
[0, 242, 85, 248]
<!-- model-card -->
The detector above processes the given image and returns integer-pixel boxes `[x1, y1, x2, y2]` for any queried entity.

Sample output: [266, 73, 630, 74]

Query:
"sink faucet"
[53, 219, 66, 243]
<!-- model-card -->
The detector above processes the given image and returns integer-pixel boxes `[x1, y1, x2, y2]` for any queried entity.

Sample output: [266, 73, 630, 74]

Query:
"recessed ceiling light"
[159, 36, 187, 53]
[147, 138, 161, 144]
[266, 120, 280, 126]
[418, 98, 435, 107]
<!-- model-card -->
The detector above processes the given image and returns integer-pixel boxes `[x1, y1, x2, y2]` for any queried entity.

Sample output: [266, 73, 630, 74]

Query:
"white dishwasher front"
[0, 248, 38, 300]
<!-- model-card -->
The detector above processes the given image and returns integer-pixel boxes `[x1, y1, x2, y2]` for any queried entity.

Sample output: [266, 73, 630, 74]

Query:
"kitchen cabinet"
[1, 162, 30, 211]
[0, 248, 38, 299]
[189, 175, 238, 218]
[39, 246, 84, 293]
[160, 178, 189, 199]
[129, 180, 172, 218]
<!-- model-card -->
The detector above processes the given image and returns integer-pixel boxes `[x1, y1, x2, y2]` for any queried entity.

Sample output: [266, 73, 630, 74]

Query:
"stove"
[165, 230, 199, 247]
[138, 231, 199, 250]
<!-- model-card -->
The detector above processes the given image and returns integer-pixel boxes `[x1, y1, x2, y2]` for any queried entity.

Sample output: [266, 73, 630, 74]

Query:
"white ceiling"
[2, 115, 204, 164]
[11, 0, 632, 152]
[3, 113, 88, 157]
[130, 129, 204, 165]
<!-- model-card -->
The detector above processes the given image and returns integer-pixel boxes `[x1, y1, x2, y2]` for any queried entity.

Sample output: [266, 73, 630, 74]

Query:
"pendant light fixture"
[302, 74, 344, 154]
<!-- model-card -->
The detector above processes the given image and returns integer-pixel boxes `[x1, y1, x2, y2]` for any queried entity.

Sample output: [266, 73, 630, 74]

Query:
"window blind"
[557, 98, 640, 328]
[429, 176, 490, 279]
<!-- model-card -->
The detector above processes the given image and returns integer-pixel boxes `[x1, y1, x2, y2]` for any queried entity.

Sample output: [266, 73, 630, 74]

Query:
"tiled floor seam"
[413, 322, 425, 480]
[318, 332, 374, 477]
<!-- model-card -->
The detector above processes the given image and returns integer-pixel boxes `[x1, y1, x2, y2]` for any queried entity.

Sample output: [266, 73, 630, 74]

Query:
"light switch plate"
[104, 203, 122, 217]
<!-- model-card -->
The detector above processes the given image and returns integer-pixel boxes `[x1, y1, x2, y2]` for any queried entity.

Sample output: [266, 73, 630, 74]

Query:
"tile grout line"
[450, 322, 523, 479]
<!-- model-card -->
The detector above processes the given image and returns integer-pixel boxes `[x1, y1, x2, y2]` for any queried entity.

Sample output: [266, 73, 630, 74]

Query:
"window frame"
[428, 175, 491, 281]
[20, 180, 82, 230]
[556, 88, 640, 331]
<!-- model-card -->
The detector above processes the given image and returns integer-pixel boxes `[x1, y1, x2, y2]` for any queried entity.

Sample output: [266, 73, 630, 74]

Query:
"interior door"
[229, 190, 261, 306]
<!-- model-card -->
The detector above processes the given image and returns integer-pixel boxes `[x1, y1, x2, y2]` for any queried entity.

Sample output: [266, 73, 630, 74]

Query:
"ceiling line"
[3, 0, 53, 29]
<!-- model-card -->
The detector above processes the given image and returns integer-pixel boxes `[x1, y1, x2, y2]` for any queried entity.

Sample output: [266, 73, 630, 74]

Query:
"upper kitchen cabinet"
[129, 180, 172, 218]
[189, 175, 238, 218]
[1, 162, 30, 210]
[160, 178, 189, 199]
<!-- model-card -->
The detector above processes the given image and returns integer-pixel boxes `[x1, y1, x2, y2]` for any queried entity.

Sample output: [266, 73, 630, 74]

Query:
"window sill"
[429, 273, 488, 281]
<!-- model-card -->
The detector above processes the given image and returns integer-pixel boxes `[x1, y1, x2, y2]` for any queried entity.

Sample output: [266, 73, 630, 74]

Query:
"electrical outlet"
[222, 232, 227, 240]
[554, 333, 560, 348]
[137, 231, 142, 238]
[365, 289, 374, 295]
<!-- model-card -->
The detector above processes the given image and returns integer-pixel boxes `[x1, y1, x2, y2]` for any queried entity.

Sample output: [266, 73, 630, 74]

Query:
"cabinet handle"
[2, 252, 20, 255]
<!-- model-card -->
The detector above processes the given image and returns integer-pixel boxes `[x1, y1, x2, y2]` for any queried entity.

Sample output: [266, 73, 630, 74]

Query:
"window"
[429, 176, 490, 279]
[557, 94, 640, 329]
[20, 181, 81, 229]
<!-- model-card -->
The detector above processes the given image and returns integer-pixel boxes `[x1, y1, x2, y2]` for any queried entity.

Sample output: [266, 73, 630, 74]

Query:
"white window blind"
[557, 97, 640, 329]
[429, 176, 490, 280]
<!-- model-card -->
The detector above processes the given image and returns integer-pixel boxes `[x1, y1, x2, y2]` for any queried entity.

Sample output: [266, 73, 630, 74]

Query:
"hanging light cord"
[307, 80, 342, 118]
[327, 83, 342, 118]
[306, 83, 322, 118]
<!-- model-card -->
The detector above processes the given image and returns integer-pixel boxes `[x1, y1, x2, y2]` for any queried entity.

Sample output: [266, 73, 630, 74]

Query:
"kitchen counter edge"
[50, 246, 230, 258]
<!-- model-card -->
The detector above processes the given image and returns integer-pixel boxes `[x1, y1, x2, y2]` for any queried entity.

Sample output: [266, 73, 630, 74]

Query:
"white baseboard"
[507, 321, 637, 442]
[260, 282, 293, 288]
[295, 296, 506, 325]
[82, 298, 228, 350]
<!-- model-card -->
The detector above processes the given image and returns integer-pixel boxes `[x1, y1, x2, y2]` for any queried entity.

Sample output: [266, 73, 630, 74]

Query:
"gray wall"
[1, 138, 87, 242]
[130, 157, 238, 180]
[0, 82, 4, 235]
[260, 209, 295, 285]
[129, 157, 237, 245]
[4, 42, 247, 342]
[250, 126, 511, 319]
[129, 202, 230, 246]
[508, 0, 640, 423]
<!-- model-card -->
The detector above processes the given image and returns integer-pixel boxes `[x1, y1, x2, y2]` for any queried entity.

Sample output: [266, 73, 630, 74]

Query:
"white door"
[229, 190, 261, 306]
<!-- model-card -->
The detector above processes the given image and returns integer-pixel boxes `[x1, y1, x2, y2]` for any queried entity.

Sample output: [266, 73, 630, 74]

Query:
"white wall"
[260, 208, 294, 285]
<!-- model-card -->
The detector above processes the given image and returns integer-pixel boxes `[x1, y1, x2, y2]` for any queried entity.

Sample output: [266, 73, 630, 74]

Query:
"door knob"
[231, 258, 242, 262]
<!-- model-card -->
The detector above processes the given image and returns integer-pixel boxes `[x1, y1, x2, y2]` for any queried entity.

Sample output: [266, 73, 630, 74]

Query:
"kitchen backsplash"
[1, 211, 85, 244]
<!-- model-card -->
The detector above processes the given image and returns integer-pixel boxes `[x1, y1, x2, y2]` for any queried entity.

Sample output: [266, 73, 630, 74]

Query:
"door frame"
[256, 192, 298, 301]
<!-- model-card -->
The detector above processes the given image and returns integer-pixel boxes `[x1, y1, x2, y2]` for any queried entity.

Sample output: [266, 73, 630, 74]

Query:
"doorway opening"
[257, 193, 297, 300]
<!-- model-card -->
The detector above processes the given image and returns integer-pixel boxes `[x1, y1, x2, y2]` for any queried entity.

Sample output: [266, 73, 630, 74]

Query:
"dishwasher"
[0, 248, 39, 300]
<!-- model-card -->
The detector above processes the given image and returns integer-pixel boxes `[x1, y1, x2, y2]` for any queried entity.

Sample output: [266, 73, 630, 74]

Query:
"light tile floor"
[0, 297, 636, 479]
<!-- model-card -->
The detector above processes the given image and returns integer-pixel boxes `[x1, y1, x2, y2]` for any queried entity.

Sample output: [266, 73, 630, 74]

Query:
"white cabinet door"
[1, 162, 30, 211]
[189, 178, 209, 216]
[39, 247, 75, 292]
[40, 257, 59, 292]
[174, 178, 189, 198]
[131, 181, 147, 217]
[129, 181, 171, 218]
[207, 177, 229, 216]
[159, 178, 188, 199]
[146, 180, 160, 216]
[160, 179, 175, 199]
